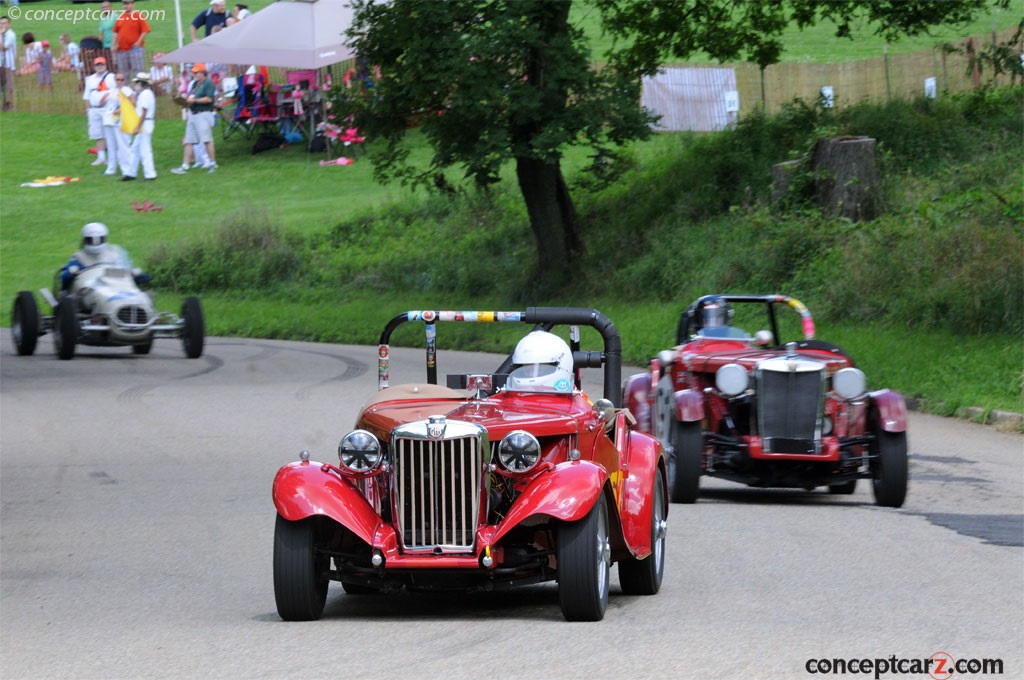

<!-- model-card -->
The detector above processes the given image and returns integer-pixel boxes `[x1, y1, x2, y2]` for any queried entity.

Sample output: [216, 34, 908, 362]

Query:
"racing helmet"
[506, 330, 575, 394]
[697, 296, 733, 330]
[81, 222, 109, 257]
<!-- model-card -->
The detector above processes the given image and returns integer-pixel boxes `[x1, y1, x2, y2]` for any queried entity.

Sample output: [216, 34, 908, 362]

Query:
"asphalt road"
[1, 333, 1021, 680]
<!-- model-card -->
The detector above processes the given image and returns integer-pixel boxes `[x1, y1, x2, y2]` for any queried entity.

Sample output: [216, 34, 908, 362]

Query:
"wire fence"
[2, 27, 1019, 122]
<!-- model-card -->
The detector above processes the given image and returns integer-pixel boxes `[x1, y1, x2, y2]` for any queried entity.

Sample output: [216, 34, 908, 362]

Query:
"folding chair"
[220, 72, 260, 140]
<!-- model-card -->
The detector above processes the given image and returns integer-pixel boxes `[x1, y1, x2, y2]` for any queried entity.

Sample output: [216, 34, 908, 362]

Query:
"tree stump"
[811, 136, 881, 222]
[771, 159, 803, 202]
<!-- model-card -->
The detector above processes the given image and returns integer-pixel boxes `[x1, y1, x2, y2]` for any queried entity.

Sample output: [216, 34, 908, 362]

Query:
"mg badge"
[427, 415, 447, 440]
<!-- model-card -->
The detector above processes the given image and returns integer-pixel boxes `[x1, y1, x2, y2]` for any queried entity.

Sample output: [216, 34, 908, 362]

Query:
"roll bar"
[377, 307, 622, 405]
[676, 294, 815, 346]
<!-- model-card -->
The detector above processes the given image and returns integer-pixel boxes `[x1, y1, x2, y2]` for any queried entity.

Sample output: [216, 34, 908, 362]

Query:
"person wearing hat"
[190, 0, 228, 41]
[82, 55, 116, 166]
[121, 72, 156, 181]
[36, 40, 52, 91]
[171, 62, 217, 174]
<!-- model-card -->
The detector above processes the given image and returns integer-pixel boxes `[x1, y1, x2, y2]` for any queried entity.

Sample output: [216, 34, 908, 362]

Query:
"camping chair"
[220, 72, 260, 140]
[251, 83, 281, 135]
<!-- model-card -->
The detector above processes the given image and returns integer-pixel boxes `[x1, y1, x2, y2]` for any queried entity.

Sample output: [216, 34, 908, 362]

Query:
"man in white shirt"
[82, 56, 116, 166]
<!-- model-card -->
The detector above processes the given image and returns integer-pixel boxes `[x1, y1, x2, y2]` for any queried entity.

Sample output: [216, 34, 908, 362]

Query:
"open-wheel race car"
[623, 294, 908, 507]
[272, 307, 667, 622]
[11, 250, 204, 360]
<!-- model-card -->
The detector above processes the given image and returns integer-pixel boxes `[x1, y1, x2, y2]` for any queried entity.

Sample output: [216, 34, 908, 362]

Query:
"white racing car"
[11, 251, 204, 360]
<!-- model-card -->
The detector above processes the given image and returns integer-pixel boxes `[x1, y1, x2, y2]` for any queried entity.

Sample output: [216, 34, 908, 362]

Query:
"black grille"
[394, 436, 482, 550]
[758, 368, 823, 453]
[116, 305, 149, 325]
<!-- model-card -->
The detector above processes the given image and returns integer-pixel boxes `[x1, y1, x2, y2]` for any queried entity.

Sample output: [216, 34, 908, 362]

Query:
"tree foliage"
[338, 0, 1010, 284]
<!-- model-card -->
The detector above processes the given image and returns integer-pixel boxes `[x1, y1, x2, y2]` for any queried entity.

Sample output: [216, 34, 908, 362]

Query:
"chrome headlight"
[497, 430, 541, 473]
[338, 429, 382, 472]
[833, 367, 866, 401]
[716, 363, 749, 397]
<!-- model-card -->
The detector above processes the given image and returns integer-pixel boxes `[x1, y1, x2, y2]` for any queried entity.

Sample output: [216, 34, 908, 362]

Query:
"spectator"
[176, 64, 212, 167]
[98, 0, 116, 60]
[54, 34, 81, 74]
[227, 3, 250, 26]
[1, 16, 15, 110]
[112, 0, 149, 77]
[83, 55, 116, 167]
[17, 32, 38, 75]
[190, 0, 228, 41]
[37, 40, 52, 90]
[104, 71, 133, 177]
[171, 63, 217, 174]
[149, 53, 173, 95]
[121, 72, 156, 182]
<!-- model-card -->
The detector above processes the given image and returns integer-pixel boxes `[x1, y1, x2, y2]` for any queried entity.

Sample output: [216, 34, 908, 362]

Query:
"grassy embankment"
[1, 84, 1020, 422]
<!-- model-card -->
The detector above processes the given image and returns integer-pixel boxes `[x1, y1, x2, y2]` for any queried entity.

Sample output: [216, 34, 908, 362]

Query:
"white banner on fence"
[641, 67, 738, 132]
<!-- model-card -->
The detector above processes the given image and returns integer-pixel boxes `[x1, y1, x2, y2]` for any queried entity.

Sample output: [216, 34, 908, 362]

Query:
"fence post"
[883, 43, 891, 101]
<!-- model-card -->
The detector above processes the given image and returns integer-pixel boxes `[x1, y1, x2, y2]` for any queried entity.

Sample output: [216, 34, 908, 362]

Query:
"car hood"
[359, 392, 582, 440]
[680, 339, 852, 374]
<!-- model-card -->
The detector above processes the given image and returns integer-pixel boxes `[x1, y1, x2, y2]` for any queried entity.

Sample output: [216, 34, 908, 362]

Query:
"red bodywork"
[272, 307, 665, 595]
[623, 294, 908, 495]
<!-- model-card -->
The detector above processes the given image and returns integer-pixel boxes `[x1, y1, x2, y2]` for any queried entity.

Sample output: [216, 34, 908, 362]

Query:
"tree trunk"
[812, 136, 882, 222]
[516, 155, 583, 284]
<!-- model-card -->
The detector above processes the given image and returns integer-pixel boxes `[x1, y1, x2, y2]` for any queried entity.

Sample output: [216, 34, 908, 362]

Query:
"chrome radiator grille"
[116, 305, 149, 326]
[394, 435, 483, 550]
[757, 364, 825, 453]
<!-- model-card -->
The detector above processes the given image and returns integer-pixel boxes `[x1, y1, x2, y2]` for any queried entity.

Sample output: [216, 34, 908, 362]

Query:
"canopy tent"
[156, 0, 356, 69]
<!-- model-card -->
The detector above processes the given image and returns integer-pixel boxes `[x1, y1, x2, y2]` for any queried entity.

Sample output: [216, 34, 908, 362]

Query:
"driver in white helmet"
[60, 222, 148, 291]
[505, 330, 575, 394]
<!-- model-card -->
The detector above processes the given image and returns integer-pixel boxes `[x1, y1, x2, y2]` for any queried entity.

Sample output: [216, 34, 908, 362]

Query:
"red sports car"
[273, 307, 667, 621]
[623, 294, 908, 507]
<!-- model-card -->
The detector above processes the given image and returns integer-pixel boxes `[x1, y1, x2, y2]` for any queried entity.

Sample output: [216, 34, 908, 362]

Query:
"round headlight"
[497, 430, 541, 473]
[338, 429, 382, 472]
[833, 367, 866, 401]
[715, 363, 749, 397]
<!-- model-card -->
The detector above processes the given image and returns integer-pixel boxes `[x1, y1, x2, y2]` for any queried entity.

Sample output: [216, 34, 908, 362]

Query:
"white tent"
[156, 0, 356, 69]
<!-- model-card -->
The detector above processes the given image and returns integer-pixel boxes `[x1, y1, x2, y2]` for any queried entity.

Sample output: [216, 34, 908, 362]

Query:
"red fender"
[490, 460, 609, 545]
[622, 372, 653, 433]
[674, 389, 705, 423]
[868, 389, 908, 433]
[272, 461, 380, 546]
[617, 431, 666, 558]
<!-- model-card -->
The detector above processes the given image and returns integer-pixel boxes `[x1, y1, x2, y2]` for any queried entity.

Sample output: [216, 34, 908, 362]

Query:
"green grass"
[1, 103, 1021, 421]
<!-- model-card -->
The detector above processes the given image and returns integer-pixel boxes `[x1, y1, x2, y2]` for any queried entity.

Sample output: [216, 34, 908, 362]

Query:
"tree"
[343, 0, 1009, 287]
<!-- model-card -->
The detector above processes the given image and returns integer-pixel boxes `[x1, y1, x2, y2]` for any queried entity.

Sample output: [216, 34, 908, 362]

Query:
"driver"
[505, 330, 575, 394]
[693, 296, 747, 339]
[60, 222, 148, 291]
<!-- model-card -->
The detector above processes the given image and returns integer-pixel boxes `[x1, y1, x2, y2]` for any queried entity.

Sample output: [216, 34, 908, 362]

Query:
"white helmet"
[506, 330, 574, 394]
[81, 222, 109, 257]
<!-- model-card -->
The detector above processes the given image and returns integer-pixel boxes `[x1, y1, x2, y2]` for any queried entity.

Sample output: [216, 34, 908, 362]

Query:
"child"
[37, 40, 52, 90]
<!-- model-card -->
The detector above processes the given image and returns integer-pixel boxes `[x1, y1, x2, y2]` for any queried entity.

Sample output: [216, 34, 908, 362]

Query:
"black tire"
[132, 338, 153, 355]
[12, 291, 40, 356]
[670, 421, 703, 504]
[273, 515, 329, 621]
[557, 495, 610, 621]
[181, 297, 205, 359]
[871, 430, 908, 508]
[618, 468, 666, 595]
[53, 295, 78, 361]
[828, 480, 857, 495]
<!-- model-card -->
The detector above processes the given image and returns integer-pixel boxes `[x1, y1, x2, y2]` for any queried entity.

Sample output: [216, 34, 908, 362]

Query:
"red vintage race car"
[272, 307, 667, 622]
[623, 294, 908, 507]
